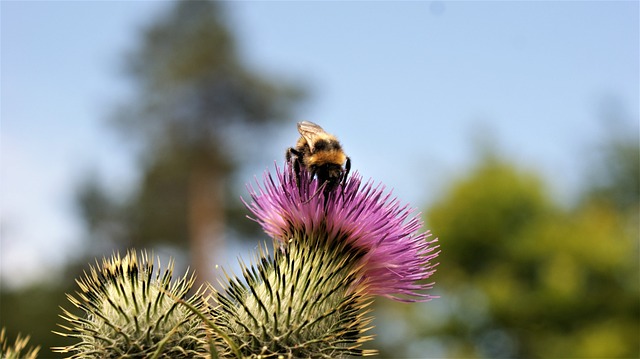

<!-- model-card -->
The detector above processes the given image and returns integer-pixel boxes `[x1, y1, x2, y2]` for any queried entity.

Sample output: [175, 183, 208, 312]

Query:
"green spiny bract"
[0, 327, 40, 359]
[54, 250, 210, 358]
[211, 234, 376, 358]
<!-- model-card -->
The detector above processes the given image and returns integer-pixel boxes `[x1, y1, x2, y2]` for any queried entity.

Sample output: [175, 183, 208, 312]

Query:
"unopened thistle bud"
[54, 250, 210, 358]
[211, 237, 375, 358]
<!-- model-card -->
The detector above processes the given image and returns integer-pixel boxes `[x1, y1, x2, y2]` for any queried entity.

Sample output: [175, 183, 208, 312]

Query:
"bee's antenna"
[302, 180, 327, 205]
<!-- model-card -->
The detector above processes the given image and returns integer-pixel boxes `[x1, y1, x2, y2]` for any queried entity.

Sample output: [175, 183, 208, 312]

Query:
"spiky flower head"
[211, 237, 376, 358]
[54, 250, 210, 358]
[245, 164, 439, 302]
[208, 164, 438, 357]
[0, 327, 40, 359]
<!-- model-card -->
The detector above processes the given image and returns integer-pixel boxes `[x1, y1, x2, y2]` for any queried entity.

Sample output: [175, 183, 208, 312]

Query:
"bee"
[286, 121, 351, 194]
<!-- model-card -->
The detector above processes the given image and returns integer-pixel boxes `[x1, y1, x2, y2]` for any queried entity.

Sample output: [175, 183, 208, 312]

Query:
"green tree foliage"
[76, 0, 303, 278]
[418, 153, 639, 358]
[0, 283, 74, 358]
[585, 131, 639, 214]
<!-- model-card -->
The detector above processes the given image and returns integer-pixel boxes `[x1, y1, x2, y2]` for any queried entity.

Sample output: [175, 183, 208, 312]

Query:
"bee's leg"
[304, 179, 327, 205]
[286, 147, 302, 188]
[286, 147, 299, 164]
[293, 159, 301, 185]
[301, 165, 323, 204]
[308, 167, 318, 188]
[337, 157, 352, 203]
[342, 157, 351, 186]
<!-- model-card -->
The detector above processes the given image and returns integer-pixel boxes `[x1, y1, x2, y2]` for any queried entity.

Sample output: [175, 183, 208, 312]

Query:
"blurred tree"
[397, 150, 639, 358]
[0, 282, 75, 358]
[77, 0, 303, 284]
[3, 2, 304, 356]
[584, 102, 639, 212]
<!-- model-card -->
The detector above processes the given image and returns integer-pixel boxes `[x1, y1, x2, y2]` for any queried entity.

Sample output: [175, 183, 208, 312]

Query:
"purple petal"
[244, 163, 439, 301]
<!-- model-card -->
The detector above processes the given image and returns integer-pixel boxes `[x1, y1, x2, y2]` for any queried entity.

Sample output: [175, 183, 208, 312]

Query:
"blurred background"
[1, 1, 638, 358]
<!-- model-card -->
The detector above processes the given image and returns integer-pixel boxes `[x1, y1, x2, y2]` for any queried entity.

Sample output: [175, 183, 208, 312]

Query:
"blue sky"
[2, 1, 638, 289]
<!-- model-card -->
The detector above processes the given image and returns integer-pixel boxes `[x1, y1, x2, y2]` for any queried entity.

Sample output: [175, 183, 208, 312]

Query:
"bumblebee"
[286, 121, 351, 193]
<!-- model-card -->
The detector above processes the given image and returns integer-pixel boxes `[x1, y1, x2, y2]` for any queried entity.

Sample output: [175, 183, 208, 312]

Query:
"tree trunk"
[187, 166, 224, 288]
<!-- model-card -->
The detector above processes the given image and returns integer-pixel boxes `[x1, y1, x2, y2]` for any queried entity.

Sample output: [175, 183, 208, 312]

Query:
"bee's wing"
[297, 121, 327, 152]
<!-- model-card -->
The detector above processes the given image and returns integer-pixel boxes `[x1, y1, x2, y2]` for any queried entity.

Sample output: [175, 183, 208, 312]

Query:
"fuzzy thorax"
[306, 149, 347, 167]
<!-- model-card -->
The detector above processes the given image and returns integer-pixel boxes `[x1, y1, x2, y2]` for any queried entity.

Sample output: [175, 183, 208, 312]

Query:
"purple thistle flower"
[244, 163, 439, 302]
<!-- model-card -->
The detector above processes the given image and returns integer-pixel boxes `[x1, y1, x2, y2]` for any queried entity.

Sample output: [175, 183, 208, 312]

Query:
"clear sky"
[2, 1, 638, 289]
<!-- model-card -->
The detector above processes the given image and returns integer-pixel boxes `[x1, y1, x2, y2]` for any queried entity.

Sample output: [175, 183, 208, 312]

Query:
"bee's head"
[311, 163, 344, 189]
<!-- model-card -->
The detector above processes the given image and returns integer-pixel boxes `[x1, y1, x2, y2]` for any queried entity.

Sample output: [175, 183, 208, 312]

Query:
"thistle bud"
[210, 237, 376, 358]
[0, 327, 40, 359]
[54, 250, 210, 358]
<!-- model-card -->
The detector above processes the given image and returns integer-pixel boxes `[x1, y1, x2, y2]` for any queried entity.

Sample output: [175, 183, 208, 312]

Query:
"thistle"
[54, 250, 210, 358]
[246, 165, 439, 302]
[210, 164, 439, 357]
[0, 327, 40, 359]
